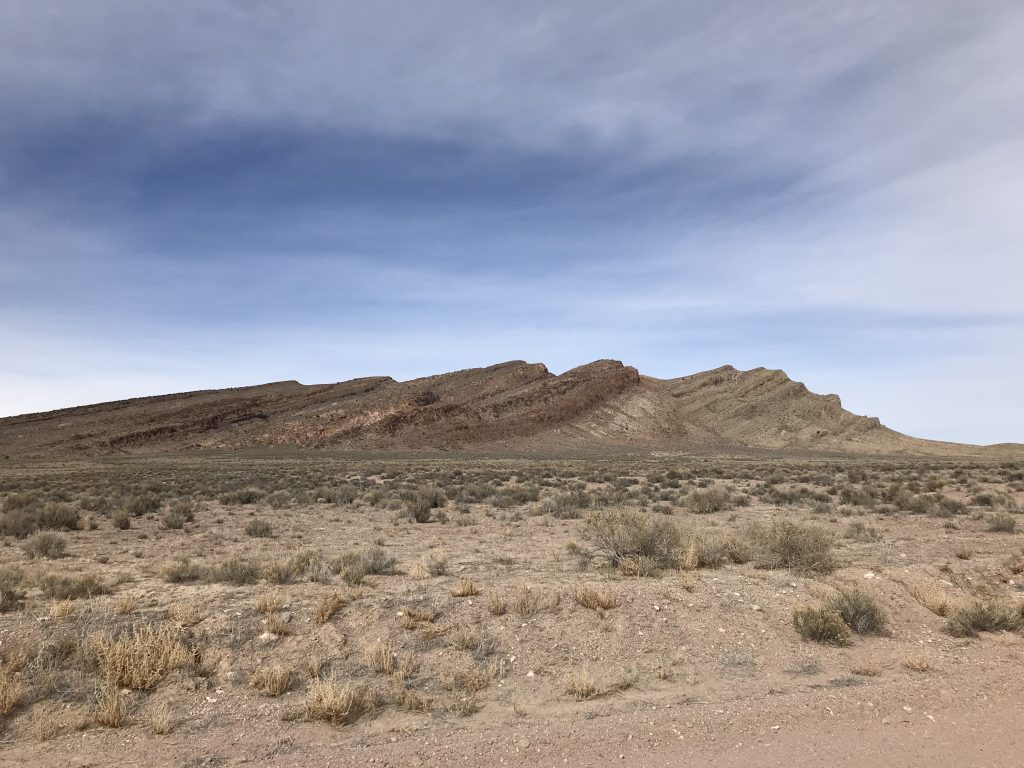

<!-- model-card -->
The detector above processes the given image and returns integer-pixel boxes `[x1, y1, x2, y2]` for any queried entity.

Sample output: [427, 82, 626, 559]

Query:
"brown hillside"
[0, 360, 1016, 457]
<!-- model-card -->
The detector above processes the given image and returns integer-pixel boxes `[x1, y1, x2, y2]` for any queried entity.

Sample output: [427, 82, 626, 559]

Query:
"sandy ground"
[0, 457, 1022, 767]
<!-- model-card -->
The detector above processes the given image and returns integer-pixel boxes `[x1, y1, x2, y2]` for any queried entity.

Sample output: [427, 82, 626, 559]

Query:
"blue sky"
[1, 1, 1022, 444]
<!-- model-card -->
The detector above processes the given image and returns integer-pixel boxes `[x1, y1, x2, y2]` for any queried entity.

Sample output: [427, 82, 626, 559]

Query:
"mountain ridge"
[1, 360, 1018, 458]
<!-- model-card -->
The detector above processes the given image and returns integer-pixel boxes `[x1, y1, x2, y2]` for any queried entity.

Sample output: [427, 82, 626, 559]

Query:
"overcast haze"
[1, 1, 1022, 444]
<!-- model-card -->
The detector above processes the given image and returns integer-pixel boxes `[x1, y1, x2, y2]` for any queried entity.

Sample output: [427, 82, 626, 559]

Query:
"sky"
[1, 1, 1022, 444]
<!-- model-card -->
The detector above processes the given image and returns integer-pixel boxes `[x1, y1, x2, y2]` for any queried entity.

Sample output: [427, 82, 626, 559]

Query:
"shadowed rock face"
[0, 360, 1015, 457]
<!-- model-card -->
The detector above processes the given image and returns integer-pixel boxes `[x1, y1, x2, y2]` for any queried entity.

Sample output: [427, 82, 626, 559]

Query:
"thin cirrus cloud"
[0, 1, 1022, 443]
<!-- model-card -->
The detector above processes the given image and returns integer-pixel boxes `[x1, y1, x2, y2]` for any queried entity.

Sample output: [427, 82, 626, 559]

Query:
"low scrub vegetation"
[945, 599, 1024, 637]
[573, 584, 618, 611]
[827, 587, 888, 635]
[584, 508, 681, 573]
[749, 520, 837, 575]
[792, 605, 852, 645]
[92, 623, 193, 689]
[306, 678, 376, 725]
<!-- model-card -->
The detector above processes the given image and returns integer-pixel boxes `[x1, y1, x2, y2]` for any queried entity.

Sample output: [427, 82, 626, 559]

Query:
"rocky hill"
[0, 360, 1015, 458]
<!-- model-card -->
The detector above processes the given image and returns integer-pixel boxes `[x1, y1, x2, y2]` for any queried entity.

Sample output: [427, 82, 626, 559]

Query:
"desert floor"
[0, 454, 1022, 767]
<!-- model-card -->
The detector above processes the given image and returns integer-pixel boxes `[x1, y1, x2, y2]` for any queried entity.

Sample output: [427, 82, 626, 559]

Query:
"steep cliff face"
[0, 360, 1013, 457]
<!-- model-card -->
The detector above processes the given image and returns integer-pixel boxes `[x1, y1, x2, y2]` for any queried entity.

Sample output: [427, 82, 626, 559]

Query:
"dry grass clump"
[903, 655, 934, 672]
[573, 584, 618, 611]
[487, 593, 508, 615]
[252, 665, 293, 696]
[446, 693, 480, 717]
[450, 578, 479, 597]
[93, 684, 128, 727]
[266, 612, 292, 636]
[149, 702, 176, 734]
[332, 547, 397, 580]
[306, 678, 376, 725]
[617, 554, 664, 577]
[159, 501, 193, 529]
[908, 581, 952, 616]
[398, 606, 439, 630]
[245, 518, 274, 538]
[954, 543, 973, 560]
[167, 601, 204, 627]
[686, 487, 733, 514]
[218, 488, 264, 506]
[564, 670, 599, 700]
[792, 605, 852, 645]
[0, 566, 26, 613]
[51, 599, 76, 619]
[255, 593, 284, 614]
[0, 666, 28, 717]
[827, 587, 888, 635]
[986, 511, 1017, 533]
[679, 529, 751, 570]
[111, 509, 131, 530]
[38, 573, 109, 600]
[844, 520, 883, 542]
[359, 546, 397, 575]
[125, 491, 162, 516]
[446, 665, 492, 693]
[205, 557, 261, 585]
[409, 562, 430, 580]
[338, 559, 367, 586]
[161, 558, 204, 583]
[405, 487, 446, 523]
[394, 686, 432, 712]
[92, 623, 193, 690]
[315, 593, 348, 625]
[426, 552, 448, 576]
[507, 585, 558, 616]
[749, 520, 837, 575]
[944, 599, 1024, 637]
[22, 531, 66, 559]
[30, 709, 61, 741]
[364, 641, 415, 680]
[113, 595, 140, 616]
[850, 661, 882, 677]
[534, 491, 587, 519]
[584, 508, 680, 571]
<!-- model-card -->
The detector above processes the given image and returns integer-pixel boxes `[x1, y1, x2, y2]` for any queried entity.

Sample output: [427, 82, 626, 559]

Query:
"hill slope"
[0, 360, 1015, 457]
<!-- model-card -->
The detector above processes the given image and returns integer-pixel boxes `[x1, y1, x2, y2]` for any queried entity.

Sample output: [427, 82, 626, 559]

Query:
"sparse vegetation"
[92, 623, 193, 689]
[987, 511, 1017, 533]
[1, 454, 1022, 756]
[945, 599, 1024, 637]
[584, 508, 680, 571]
[792, 605, 852, 645]
[827, 587, 889, 635]
[22, 531, 66, 559]
[450, 578, 479, 597]
[245, 518, 274, 538]
[38, 573, 109, 599]
[564, 670, 599, 700]
[306, 678, 376, 725]
[749, 520, 837, 575]
[252, 665, 293, 696]
[573, 584, 618, 611]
